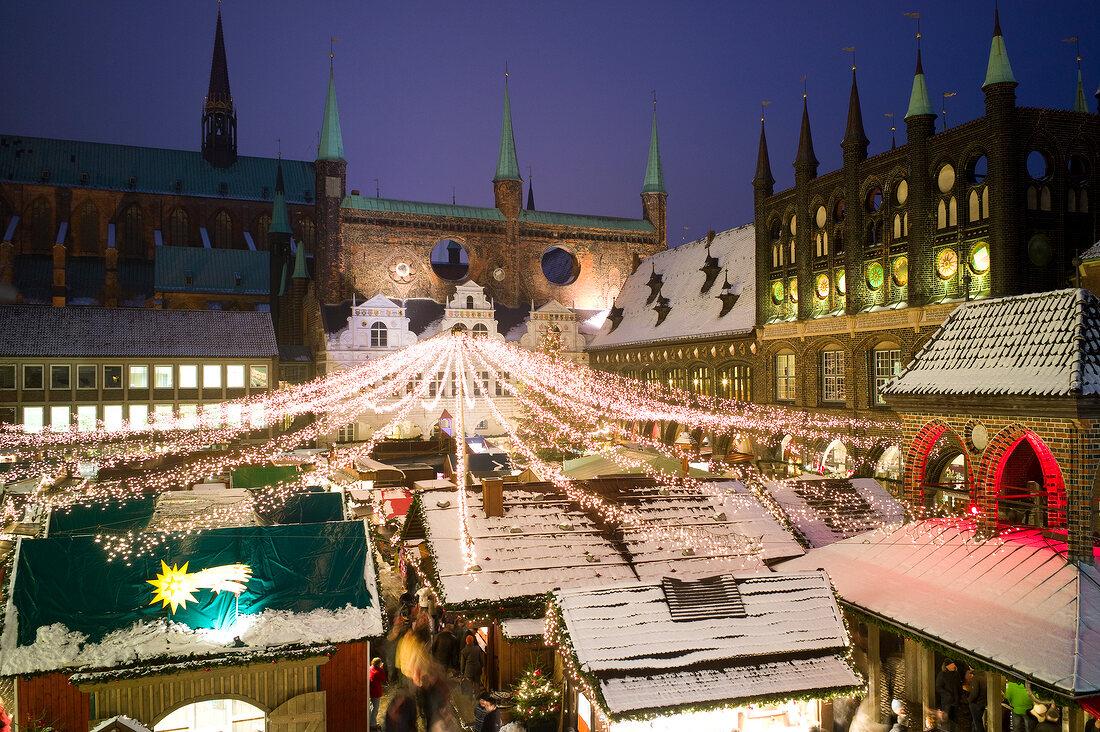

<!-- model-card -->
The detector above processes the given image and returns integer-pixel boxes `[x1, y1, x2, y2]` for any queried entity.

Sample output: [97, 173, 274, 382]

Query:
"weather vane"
[904, 11, 921, 48]
[1063, 37, 1082, 69]
[942, 92, 957, 131]
[330, 37, 341, 68]
[843, 46, 856, 71]
[802, 75, 807, 98]
[761, 100, 771, 123]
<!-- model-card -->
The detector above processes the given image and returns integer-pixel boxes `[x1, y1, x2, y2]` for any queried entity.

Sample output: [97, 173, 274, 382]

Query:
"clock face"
[867, 262, 884, 290]
[816, 274, 830, 299]
[788, 278, 798, 302]
[772, 281, 784, 303]
[892, 257, 908, 286]
[937, 248, 959, 279]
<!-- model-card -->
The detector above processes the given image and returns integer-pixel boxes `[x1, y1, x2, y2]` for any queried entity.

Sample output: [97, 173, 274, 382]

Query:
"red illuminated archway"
[903, 419, 969, 508]
[975, 426, 1066, 529]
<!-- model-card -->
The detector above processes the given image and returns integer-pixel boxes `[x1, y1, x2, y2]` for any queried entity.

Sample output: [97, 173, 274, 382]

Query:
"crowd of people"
[374, 588, 500, 732]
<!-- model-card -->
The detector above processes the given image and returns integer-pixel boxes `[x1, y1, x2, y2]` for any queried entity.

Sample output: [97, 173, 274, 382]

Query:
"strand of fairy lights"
[452, 339, 476, 570]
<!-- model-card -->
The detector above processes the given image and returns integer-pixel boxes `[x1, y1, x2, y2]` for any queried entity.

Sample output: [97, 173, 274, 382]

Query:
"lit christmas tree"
[510, 665, 562, 729]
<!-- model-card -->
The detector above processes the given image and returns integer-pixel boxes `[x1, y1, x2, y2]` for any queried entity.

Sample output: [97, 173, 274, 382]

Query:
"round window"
[771, 281, 784, 303]
[815, 206, 827, 228]
[867, 262, 884, 290]
[895, 179, 909, 206]
[892, 257, 908, 286]
[815, 274, 830, 299]
[936, 248, 959, 279]
[837, 270, 846, 295]
[789, 278, 799, 302]
[937, 164, 956, 194]
[970, 243, 990, 274]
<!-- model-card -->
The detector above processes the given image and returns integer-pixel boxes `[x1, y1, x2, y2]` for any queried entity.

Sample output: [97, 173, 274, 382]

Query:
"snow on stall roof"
[781, 519, 1100, 696]
[589, 224, 755, 349]
[882, 289, 1100, 398]
[1080, 240, 1100, 262]
[417, 480, 800, 608]
[90, 716, 152, 732]
[555, 571, 860, 716]
[763, 475, 905, 548]
[500, 617, 546, 639]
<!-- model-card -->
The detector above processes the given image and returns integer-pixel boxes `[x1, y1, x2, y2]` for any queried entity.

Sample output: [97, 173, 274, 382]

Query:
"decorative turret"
[794, 97, 818, 178]
[270, 161, 291, 235]
[292, 237, 309, 281]
[526, 175, 536, 211]
[1075, 69, 1089, 113]
[842, 70, 869, 160]
[201, 7, 238, 168]
[268, 160, 293, 342]
[982, 9, 1017, 90]
[906, 50, 934, 119]
[493, 77, 523, 218]
[640, 101, 668, 248]
[318, 68, 345, 162]
[752, 120, 775, 194]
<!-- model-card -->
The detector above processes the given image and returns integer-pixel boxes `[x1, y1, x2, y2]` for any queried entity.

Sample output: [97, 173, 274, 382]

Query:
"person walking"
[966, 669, 987, 732]
[432, 623, 460, 673]
[460, 634, 485, 695]
[1034, 706, 1061, 732]
[1004, 680, 1035, 732]
[369, 657, 387, 730]
[936, 661, 962, 732]
[476, 692, 501, 732]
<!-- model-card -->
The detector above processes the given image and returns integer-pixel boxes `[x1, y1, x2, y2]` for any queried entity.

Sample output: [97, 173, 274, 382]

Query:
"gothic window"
[166, 209, 189, 248]
[1027, 185, 1039, 210]
[472, 323, 488, 337]
[119, 204, 143, 257]
[370, 321, 388, 348]
[949, 196, 958, 225]
[29, 197, 52, 253]
[717, 363, 752, 402]
[298, 218, 315, 251]
[211, 211, 233, 249]
[981, 187, 990, 217]
[77, 201, 99, 255]
[775, 352, 796, 401]
[968, 190, 980, 222]
[666, 368, 686, 391]
[641, 367, 659, 384]
[789, 239, 796, 265]
[254, 214, 271, 249]
[821, 349, 846, 403]
[814, 230, 828, 258]
[773, 242, 781, 267]
[689, 365, 712, 395]
[1040, 186, 1052, 211]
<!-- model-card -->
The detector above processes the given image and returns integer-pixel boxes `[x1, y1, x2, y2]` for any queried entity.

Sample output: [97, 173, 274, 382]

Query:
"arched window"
[166, 209, 189, 248]
[119, 204, 143, 257]
[871, 344, 902, 406]
[717, 363, 752, 401]
[472, 323, 488, 337]
[968, 190, 980, 222]
[211, 210, 233, 249]
[666, 367, 686, 391]
[77, 201, 99, 255]
[688, 364, 712, 395]
[369, 321, 387, 347]
[29, 198, 52, 253]
[1027, 186, 1039, 210]
[298, 218, 315, 251]
[775, 351, 796, 401]
[253, 214, 271, 249]
[154, 699, 265, 731]
[1040, 186, 1052, 211]
[641, 367, 659, 384]
[465, 295, 475, 309]
[821, 348, 846, 403]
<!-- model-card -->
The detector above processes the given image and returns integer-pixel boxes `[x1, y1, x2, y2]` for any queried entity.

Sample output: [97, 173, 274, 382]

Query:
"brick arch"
[903, 419, 968, 508]
[974, 424, 1067, 531]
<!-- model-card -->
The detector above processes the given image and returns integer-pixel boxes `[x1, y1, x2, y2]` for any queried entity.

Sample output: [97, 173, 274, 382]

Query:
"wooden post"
[986, 671, 1002, 732]
[867, 624, 883, 724]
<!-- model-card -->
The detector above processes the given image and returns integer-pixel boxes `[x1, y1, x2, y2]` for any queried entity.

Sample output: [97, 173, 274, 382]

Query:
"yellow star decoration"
[147, 561, 252, 614]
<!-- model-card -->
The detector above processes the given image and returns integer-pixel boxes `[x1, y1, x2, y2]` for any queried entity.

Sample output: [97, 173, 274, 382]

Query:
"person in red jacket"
[369, 657, 387, 730]
[0, 695, 11, 732]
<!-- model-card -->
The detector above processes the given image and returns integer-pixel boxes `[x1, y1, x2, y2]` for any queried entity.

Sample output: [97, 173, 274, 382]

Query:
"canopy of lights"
[0, 332, 901, 565]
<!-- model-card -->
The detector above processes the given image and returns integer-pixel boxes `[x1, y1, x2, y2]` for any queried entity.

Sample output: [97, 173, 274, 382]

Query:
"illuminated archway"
[154, 697, 266, 732]
[975, 426, 1066, 530]
[903, 419, 968, 509]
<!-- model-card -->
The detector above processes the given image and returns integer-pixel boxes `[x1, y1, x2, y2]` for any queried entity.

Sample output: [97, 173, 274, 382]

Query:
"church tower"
[493, 77, 523, 219]
[201, 6, 238, 168]
[315, 64, 347, 303]
[640, 103, 668, 248]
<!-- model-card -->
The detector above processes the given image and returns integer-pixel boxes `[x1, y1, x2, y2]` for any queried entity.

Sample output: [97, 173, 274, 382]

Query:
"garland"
[67, 644, 336, 684]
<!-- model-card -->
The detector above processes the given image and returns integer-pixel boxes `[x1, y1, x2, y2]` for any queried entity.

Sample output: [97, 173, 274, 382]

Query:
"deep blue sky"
[2, 1, 1097, 245]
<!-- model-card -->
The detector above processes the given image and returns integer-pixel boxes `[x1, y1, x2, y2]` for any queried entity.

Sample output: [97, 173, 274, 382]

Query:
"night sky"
[2, 1, 1098, 245]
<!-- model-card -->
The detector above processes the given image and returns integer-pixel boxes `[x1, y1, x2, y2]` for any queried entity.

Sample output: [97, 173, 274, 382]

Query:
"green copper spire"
[982, 10, 1017, 89]
[270, 160, 291, 234]
[292, 238, 309, 280]
[1075, 69, 1089, 112]
[318, 68, 345, 161]
[642, 108, 666, 194]
[906, 50, 934, 119]
[494, 81, 521, 181]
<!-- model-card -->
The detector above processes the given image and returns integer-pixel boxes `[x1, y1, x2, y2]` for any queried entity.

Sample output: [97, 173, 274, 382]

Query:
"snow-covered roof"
[89, 716, 152, 732]
[589, 224, 756, 349]
[1, 520, 384, 676]
[412, 479, 802, 610]
[781, 519, 1100, 697]
[763, 476, 905, 548]
[1080, 240, 1100, 262]
[883, 288, 1100, 398]
[555, 571, 861, 718]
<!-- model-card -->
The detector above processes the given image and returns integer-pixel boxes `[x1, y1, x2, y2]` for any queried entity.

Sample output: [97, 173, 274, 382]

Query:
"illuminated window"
[77, 405, 97, 432]
[23, 406, 44, 433]
[873, 347, 902, 406]
[717, 363, 752, 402]
[249, 365, 268, 388]
[689, 365, 712, 395]
[154, 366, 173, 389]
[666, 368, 686, 391]
[179, 404, 198, 429]
[202, 364, 222, 389]
[50, 405, 70, 432]
[179, 365, 198, 389]
[776, 352, 796, 401]
[128, 365, 148, 389]
[822, 349, 846, 403]
[129, 404, 148, 430]
[103, 405, 123, 431]
[226, 365, 246, 389]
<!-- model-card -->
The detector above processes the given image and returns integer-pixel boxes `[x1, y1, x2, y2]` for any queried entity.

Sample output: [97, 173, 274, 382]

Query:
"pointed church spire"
[494, 75, 521, 181]
[794, 95, 818, 176]
[318, 67, 345, 161]
[843, 70, 870, 153]
[270, 159, 291, 234]
[753, 120, 774, 189]
[642, 103, 666, 194]
[292, 238, 309, 280]
[526, 172, 536, 210]
[906, 50, 934, 119]
[983, 9, 1017, 89]
[202, 6, 237, 168]
[1076, 69, 1089, 112]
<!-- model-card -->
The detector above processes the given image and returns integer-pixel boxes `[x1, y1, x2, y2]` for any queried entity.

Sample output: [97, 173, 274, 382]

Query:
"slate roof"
[154, 246, 270, 294]
[882, 288, 1100, 398]
[408, 478, 803, 611]
[0, 305, 277, 357]
[0, 135, 314, 203]
[763, 475, 905, 548]
[781, 519, 1100, 697]
[590, 224, 756, 349]
[555, 571, 861, 719]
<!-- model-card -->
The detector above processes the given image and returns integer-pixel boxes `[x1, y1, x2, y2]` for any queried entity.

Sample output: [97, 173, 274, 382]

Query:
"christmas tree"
[514, 326, 584, 464]
[510, 665, 562, 726]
